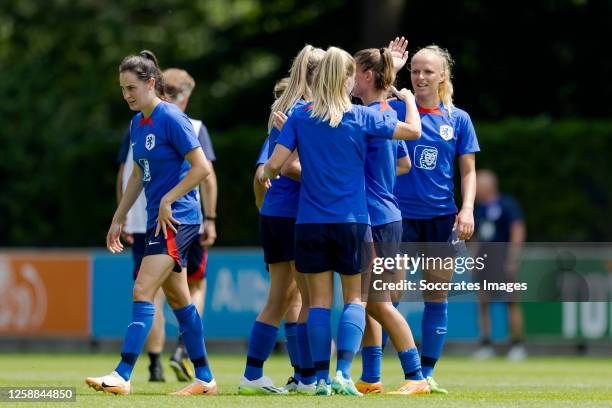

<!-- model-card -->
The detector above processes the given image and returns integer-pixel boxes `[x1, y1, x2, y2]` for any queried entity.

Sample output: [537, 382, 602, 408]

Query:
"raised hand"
[388, 36, 409, 74]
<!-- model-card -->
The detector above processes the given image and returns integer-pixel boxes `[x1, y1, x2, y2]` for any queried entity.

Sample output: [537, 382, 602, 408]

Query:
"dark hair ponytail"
[119, 50, 164, 98]
[353, 47, 396, 91]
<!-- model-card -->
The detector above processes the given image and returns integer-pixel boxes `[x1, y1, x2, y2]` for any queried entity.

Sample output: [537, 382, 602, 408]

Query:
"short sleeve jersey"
[256, 137, 270, 167]
[392, 101, 480, 219]
[259, 99, 307, 218]
[130, 101, 202, 230]
[277, 103, 398, 224]
[365, 101, 407, 227]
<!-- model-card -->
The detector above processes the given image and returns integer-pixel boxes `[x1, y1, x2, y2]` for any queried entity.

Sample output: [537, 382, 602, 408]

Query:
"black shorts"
[186, 235, 207, 281]
[295, 223, 371, 275]
[144, 224, 200, 273]
[260, 215, 296, 264]
[371, 221, 403, 259]
[131, 233, 147, 279]
[401, 214, 455, 243]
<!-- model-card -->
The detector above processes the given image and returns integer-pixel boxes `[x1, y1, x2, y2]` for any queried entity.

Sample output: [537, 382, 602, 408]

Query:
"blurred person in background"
[473, 169, 527, 361]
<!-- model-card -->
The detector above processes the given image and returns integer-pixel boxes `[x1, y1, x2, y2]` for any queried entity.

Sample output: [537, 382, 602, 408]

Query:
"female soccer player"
[86, 50, 217, 396]
[239, 46, 324, 395]
[162, 67, 219, 382]
[261, 46, 421, 396]
[349, 45, 430, 396]
[393, 44, 480, 394]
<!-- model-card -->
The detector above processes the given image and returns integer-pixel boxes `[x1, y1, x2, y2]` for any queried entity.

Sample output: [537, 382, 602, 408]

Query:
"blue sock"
[381, 302, 399, 350]
[173, 304, 213, 382]
[307, 308, 331, 384]
[244, 321, 278, 380]
[284, 322, 301, 382]
[361, 346, 382, 383]
[336, 303, 365, 379]
[421, 301, 448, 378]
[398, 347, 424, 380]
[115, 301, 155, 381]
[297, 323, 316, 384]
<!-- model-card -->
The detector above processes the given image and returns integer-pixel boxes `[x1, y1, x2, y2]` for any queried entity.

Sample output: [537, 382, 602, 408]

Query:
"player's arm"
[254, 164, 268, 210]
[116, 163, 125, 205]
[280, 149, 301, 181]
[396, 155, 411, 176]
[390, 87, 421, 140]
[200, 160, 218, 247]
[157, 147, 211, 238]
[456, 153, 477, 240]
[261, 144, 292, 188]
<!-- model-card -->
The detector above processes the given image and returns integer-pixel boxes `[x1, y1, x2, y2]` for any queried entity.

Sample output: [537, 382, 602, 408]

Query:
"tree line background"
[0, 0, 610, 246]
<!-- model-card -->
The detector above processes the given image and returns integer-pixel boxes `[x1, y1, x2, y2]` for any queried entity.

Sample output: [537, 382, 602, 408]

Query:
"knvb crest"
[439, 125, 454, 141]
[145, 133, 156, 150]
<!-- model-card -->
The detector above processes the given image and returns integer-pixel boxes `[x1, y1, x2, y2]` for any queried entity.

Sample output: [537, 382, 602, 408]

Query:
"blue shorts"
[144, 224, 201, 273]
[131, 233, 147, 279]
[295, 223, 371, 275]
[260, 215, 296, 264]
[401, 214, 455, 243]
[371, 221, 402, 259]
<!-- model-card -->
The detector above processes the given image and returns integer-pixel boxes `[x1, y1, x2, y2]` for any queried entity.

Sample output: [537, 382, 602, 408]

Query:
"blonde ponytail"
[267, 44, 324, 132]
[310, 46, 354, 128]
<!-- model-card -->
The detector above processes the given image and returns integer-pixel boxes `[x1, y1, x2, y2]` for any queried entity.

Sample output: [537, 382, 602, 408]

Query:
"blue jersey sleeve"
[197, 123, 216, 161]
[256, 137, 270, 166]
[277, 115, 298, 151]
[397, 140, 408, 158]
[168, 112, 201, 156]
[358, 105, 398, 139]
[117, 129, 131, 164]
[455, 110, 480, 155]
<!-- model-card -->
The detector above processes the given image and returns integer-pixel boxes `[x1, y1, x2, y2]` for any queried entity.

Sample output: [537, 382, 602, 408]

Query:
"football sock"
[244, 321, 278, 380]
[115, 301, 155, 381]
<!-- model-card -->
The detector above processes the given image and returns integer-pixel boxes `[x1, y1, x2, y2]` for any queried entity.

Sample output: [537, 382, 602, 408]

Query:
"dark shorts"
[260, 215, 296, 264]
[144, 224, 201, 273]
[295, 223, 371, 275]
[131, 233, 147, 279]
[401, 214, 456, 243]
[371, 221, 403, 259]
[186, 235, 208, 281]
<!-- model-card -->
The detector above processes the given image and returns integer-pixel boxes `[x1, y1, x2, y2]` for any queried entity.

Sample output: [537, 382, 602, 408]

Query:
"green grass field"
[0, 353, 610, 407]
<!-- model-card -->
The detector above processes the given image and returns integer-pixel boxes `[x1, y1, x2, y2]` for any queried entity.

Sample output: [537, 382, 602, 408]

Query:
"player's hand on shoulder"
[272, 111, 288, 130]
[391, 86, 415, 103]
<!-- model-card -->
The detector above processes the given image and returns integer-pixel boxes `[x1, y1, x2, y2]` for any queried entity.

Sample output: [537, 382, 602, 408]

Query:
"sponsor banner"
[0, 251, 90, 336]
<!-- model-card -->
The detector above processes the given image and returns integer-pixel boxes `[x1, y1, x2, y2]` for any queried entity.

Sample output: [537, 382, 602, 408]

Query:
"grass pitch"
[0, 353, 610, 407]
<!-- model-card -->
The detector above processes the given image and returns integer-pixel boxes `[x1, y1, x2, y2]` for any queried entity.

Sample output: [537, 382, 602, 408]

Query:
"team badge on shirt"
[415, 145, 438, 170]
[439, 125, 454, 141]
[145, 134, 156, 150]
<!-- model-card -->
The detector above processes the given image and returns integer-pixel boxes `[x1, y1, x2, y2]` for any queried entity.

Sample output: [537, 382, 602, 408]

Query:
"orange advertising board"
[0, 252, 90, 336]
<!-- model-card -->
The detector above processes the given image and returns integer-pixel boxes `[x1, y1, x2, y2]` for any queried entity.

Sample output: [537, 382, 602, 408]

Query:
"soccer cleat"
[170, 378, 218, 396]
[387, 379, 431, 395]
[507, 344, 527, 362]
[355, 379, 384, 394]
[296, 381, 316, 395]
[282, 376, 299, 392]
[315, 378, 332, 396]
[331, 371, 363, 396]
[238, 376, 288, 395]
[473, 345, 495, 360]
[85, 371, 131, 395]
[169, 347, 194, 382]
[425, 376, 448, 394]
[149, 363, 165, 382]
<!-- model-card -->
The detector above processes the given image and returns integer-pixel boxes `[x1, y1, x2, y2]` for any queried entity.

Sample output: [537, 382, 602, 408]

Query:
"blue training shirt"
[475, 195, 523, 242]
[259, 99, 306, 218]
[392, 100, 480, 219]
[256, 137, 270, 167]
[277, 103, 398, 224]
[130, 101, 202, 230]
[365, 100, 407, 227]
